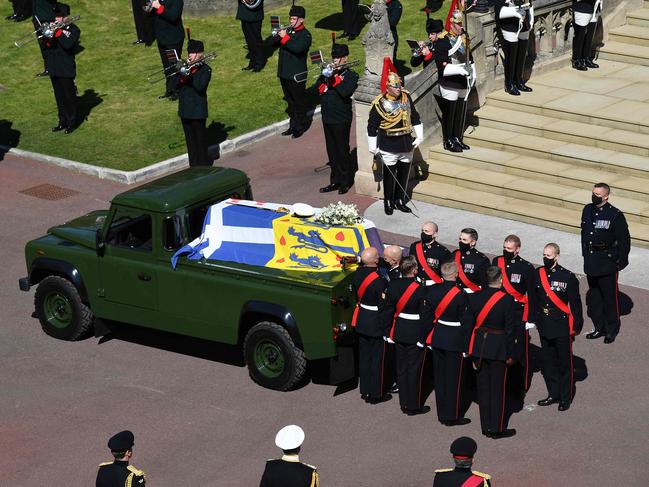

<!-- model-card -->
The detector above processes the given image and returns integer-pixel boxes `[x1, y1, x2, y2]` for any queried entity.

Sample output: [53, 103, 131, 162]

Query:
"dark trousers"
[132, 0, 155, 44]
[358, 333, 385, 399]
[587, 273, 620, 337]
[382, 160, 410, 203]
[395, 342, 425, 411]
[475, 358, 509, 433]
[433, 348, 467, 421]
[279, 78, 308, 133]
[540, 334, 574, 403]
[181, 118, 211, 166]
[502, 39, 518, 85]
[50, 76, 77, 127]
[12, 0, 31, 17]
[342, 0, 360, 36]
[158, 42, 183, 96]
[241, 20, 264, 69]
[515, 38, 529, 83]
[324, 122, 353, 187]
[573, 23, 596, 61]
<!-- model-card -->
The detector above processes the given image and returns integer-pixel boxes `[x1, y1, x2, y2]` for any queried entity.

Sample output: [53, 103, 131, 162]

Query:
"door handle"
[137, 272, 152, 282]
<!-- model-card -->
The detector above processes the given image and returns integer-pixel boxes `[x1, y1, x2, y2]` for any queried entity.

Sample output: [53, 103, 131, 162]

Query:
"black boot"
[453, 100, 470, 149]
[502, 40, 519, 93]
[384, 199, 395, 215]
[583, 22, 597, 66]
[505, 82, 520, 96]
[572, 24, 587, 71]
[444, 139, 462, 152]
[514, 38, 533, 91]
[395, 162, 413, 213]
[444, 99, 459, 150]
[383, 162, 396, 215]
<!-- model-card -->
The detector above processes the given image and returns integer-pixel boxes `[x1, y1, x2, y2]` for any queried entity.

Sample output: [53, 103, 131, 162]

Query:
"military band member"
[420, 262, 473, 426]
[382, 256, 429, 415]
[409, 221, 452, 287]
[178, 39, 212, 166]
[467, 266, 517, 439]
[340, 0, 360, 40]
[131, 0, 155, 45]
[572, 0, 601, 70]
[453, 228, 490, 293]
[387, 0, 402, 60]
[32, 0, 56, 76]
[367, 60, 424, 215]
[433, 436, 492, 486]
[352, 247, 391, 404]
[317, 43, 359, 195]
[276, 5, 312, 138]
[148, 0, 185, 100]
[96, 430, 146, 487]
[237, 0, 264, 72]
[260, 425, 319, 487]
[582, 183, 630, 343]
[43, 3, 79, 134]
[410, 18, 439, 69]
[495, 0, 534, 95]
[531, 243, 583, 411]
[493, 234, 535, 394]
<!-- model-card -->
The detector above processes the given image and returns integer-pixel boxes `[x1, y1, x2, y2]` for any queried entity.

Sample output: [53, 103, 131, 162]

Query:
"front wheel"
[34, 276, 94, 340]
[243, 321, 307, 391]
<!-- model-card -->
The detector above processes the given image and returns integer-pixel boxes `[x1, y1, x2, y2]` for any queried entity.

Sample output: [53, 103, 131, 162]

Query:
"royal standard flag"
[171, 199, 382, 271]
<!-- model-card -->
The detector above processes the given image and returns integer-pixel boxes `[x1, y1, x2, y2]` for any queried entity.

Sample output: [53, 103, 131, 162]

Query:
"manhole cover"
[19, 183, 80, 200]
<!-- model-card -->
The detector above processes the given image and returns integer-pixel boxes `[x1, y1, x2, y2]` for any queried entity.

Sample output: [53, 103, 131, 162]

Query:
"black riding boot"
[503, 40, 520, 95]
[383, 162, 396, 215]
[394, 162, 412, 213]
[583, 22, 599, 68]
[515, 38, 533, 91]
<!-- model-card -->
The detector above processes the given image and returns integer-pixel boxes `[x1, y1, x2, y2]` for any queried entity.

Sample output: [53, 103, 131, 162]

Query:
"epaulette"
[98, 461, 112, 467]
[371, 93, 383, 106]
[302, 462, 317, 470]
[472, 470, 491, 480]
[434, 468, 453, 473]
[127, 465, 146, 477]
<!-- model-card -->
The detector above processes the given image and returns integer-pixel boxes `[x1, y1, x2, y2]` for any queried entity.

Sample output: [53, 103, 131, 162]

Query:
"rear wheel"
[34, 276, 94, 340]
[243, 321, 306, 391]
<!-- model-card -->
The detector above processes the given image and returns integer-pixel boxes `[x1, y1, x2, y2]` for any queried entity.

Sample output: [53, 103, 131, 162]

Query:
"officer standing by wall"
[581, 183, 630, 344]
[433, 436, 492, 486]
[453, 228, 490, 294]
[237, 0, 264, 72]
[96, 430, 146, 487]
[148, 0, 185, 100]
[259, 425, 319, 487]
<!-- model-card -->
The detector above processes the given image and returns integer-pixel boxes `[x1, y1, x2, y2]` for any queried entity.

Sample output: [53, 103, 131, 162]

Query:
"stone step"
[422, 158, 649, 224]
[462, 125, 649, 179]
[486, 83, 649, 135]
[475, 105, 649, 157]
[628, 8, 649, 27]
[609, 24, 649, 47]
[412, 180, 649, 248]
[599, 41, 649, 66]
[427, 144, 649, 201]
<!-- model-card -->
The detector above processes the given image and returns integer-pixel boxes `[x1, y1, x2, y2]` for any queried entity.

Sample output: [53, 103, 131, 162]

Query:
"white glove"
[384, 336, 395, 344]
[368, 136, 378, 155]
[416, 341, 425, 348]
[462, 352, 468, 358]
[443, 63, 470, 77]
[470, 62, 477, 88]
[529, 5, 535, 27]
[412, 124, 424, 149]
[525, 322, 536, 330]
[499, 5, 523, 19]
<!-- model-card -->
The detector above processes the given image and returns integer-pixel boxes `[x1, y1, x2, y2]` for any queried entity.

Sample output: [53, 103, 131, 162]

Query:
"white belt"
[398, 313, 420, 320]
[464, 288, 475, 294]
[423, 279, 440, 286]
[360, 304, 379, 311]
[437, 320, 461, 327]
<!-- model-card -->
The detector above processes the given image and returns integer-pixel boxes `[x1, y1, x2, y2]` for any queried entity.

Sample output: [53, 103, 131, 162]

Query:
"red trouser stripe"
[500, 367, 509, 431]
[569, 337, 574, 401]
[418, 348, 427, 409]
[455, 357, 464, 419]
[380, 341, 386, 397]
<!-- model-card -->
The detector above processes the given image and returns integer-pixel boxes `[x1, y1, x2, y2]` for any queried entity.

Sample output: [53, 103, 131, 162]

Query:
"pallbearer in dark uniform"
[43, 3, 79, 134]
[494, 0, 534, 95]
[340, 0, 360, 40]
[434, 436, 492, 486]
[382, 256, 430, 415]
[410, 18, 440, 69]
[317, 42, 359, 195]
[493, 234, 535, 394]
[467, 266, 517, 438]
[367, 59, 424, 215]
[96, 430, 146, 487]
[582, 183, 630, 343]
[32, 0, 56, 76]
[132, 0, 155, 45]
[148, 0, 184, 99]
[409, 221, 452, 287]
[421, 261, 473, 426]
[237, 0, 264, 72]
[275, 5, 312, 139]
[178, 39, 212, 166]
[453, 228, 490, 294]
[572, 0, 601, 70]
[386, 0, 402, 61]
[352, 247, 391, 404]
[531, 243, 583, 411]
[260, 425, 319, 487]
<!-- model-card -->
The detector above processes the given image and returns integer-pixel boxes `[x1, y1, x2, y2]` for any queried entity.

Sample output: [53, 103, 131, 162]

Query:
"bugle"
[147, 51, 217, 84]
[14, 15, 81, 48]
[294, 57, 361, 83]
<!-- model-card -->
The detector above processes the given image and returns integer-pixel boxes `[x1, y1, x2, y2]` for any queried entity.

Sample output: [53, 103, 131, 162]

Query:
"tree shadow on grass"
[0, 120, 21, 161]
[315, 12, 345, 31]
[76, 89, 104, 128]
[207, 120, 235, 162]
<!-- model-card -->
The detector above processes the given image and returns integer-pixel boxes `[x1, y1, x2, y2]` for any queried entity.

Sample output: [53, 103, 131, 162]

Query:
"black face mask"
[543, 257, 555, 269]
[592, 194, 603, 205]
[503, 249, 515, 261]
[421, 232, 434, 244]
[458, 241, 471, 253]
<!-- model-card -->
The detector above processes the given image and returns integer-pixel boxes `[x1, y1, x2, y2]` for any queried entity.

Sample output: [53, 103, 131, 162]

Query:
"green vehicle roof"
[112, 167, 249, 212]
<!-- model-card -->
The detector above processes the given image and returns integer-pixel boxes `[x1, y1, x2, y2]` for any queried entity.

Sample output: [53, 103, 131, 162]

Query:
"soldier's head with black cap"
[450, 436, 477, 468]
[331, 43, 349, 64]
[54, 2, 70, 21]
[187, 39, 205, 63]
[107, 430, 135, 461]
[426, 18, 444, 41]
[289, 5, 306, 30]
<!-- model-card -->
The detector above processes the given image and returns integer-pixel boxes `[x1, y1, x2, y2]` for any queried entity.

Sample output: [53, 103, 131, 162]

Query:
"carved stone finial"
[361, 0, 395, 77]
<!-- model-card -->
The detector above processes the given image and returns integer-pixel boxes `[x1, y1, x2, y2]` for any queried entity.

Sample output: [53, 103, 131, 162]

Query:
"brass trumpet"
[293, 50, 360, 83]
[270, 15, 293, 37]
[143, 0, 155, 13]
[408, 39, 434, 57]
[14, 15, 80, 48]
[147, 51, 217, 84]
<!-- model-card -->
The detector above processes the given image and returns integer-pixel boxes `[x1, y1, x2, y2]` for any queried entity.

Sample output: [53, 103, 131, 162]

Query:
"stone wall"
[184, 0, 292, 17]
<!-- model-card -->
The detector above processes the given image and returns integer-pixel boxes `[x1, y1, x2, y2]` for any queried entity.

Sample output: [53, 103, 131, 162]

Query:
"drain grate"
[19, 183, 80, 200]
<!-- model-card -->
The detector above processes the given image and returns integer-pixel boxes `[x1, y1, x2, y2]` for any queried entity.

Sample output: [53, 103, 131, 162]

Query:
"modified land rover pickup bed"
[20, 167, 358, 390]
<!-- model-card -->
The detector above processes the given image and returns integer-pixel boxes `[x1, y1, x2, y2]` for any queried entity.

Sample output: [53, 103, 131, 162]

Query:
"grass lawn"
[0, 0, 449, 171]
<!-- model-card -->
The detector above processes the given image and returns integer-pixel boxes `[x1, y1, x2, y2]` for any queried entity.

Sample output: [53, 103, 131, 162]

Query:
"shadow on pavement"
[0, 120, 21, 160]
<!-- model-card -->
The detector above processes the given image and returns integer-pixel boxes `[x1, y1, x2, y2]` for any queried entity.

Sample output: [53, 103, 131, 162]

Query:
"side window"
[186, 193, 242, 241]
[106, 209, 153, 251]
[163, 215, 184, 251]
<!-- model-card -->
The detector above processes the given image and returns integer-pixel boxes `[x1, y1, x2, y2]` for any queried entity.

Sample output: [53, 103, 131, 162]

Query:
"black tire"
[243, 321, 307, 391]
[34, 275, 94, 341]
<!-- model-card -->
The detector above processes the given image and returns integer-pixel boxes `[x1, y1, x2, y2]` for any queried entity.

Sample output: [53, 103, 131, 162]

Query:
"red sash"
[455, 252, 481, 292]
[415, 242, 443, 284]
[539, 268, 574, 336]
[496, 256, 529, 321]
[426, 286, 461, 345]
[468, 291, 507, 354]
[389, 281, 420, 339]
[461, 474, 487, 487]
[351, 271, 380, 327]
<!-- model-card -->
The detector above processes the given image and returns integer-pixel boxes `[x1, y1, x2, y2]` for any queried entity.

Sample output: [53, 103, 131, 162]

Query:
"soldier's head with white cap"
[275, 424, 305, 455]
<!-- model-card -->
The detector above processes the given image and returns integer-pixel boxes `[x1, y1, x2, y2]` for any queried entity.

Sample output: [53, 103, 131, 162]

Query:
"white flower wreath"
[314, 201, 363, 226]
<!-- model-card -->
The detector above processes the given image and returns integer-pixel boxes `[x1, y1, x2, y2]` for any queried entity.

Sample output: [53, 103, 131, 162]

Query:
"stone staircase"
[420, 5, 649, 248]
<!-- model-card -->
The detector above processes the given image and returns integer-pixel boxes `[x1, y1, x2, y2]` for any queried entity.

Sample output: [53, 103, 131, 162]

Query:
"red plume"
[331, 31, 336, 45]
[186, 27, 191, 40]
[380, 56, 397, 93]
[445, 0, 459, 31]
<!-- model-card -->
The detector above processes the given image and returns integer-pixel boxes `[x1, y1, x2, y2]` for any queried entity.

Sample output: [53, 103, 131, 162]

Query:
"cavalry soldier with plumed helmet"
[433, 436, 492, 486]
[96, 430, 146, 487]
[259, 425, 319, 487]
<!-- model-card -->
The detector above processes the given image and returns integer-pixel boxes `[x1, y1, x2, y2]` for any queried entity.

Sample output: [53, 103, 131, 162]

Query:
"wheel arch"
[30, 258, 89, 304]
[238, 301, 303, 349]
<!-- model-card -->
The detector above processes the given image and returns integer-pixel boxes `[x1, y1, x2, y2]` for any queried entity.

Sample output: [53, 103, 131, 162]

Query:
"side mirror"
[95, 229, 105, 256]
